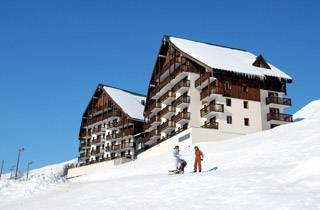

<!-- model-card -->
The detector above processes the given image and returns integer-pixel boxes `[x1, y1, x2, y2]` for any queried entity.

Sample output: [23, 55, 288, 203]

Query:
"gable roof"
[102, 85, 146, 121]
[168, 36, 292, 81]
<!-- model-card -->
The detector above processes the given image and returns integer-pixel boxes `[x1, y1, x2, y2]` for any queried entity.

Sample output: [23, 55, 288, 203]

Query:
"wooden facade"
[78, 85, 144, 166]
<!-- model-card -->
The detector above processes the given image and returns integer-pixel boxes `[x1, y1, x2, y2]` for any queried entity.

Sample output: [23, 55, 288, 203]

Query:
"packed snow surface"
[169, 36, 292, 80]
[103, 86, 145, 121]
[1, 100, 320, 210]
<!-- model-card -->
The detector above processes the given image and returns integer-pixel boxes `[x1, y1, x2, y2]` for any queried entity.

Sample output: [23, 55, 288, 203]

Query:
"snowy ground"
[1, 100, 320, 210]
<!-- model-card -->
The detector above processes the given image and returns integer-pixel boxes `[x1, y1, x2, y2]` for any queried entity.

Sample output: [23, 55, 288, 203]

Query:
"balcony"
[90, 149, 103, 156]
[200, 86, 224, 101]
[160, 120, 176, 133]
[122, 127, 134, 137]
[151, 63, 198, 100]
[80, 133, 91, 140]
[80, 142, 90, 149]
[171, 63, 198, 81]
[106, 133, 122, 141]
[267, 113, 293, 123]
[91, 127, 106, 135]
[159, 105, 176, 119]
[172, 95, 190, 109]
[172, 79, 190, 94]
[195, 72, 215, 89]
[159, 91, 176, 105]
[107, 121, 121, 130]
[151, 76, 172, 100]
[143, 123, 152, 132]
[156, 56, 182, 79]
[266, 96, 292, 107]
[92, 138, 103, 145]
[105, 143, 133, 152]
[173, 112, 190, 124]
[200, 103, 224, 118]
[201, 121, 219, 129]
[149, 101, 161, 114]
[150, 115, 161, 126]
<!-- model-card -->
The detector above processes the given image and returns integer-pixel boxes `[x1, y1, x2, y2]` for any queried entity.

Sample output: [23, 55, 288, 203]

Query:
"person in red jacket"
[194, 146, 204, 172]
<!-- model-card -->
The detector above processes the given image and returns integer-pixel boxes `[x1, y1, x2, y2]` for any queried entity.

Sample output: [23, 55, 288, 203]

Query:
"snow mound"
[294, 99, 320, 120]
[0, 159, 75, 204]
[287, 157, 320, 185]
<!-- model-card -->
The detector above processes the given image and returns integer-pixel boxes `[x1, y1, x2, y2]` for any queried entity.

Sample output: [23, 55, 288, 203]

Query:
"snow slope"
[1, 100, 320, 210]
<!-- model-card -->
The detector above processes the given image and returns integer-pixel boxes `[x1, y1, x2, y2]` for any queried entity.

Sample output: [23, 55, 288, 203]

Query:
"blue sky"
[0, 0, 319, 172]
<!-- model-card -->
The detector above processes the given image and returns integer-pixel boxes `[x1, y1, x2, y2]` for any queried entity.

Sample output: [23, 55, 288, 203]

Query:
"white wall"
[138, 127, 243, 160]
[138, 129, 192, 160]
[67, 160, 115, 178]
[218, 97, 263, 134]
[188, 73, 202, 128]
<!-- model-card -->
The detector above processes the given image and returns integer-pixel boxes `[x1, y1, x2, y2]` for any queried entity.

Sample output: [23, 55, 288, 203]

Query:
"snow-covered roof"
[169, 36, 292, 81]
[103, 86, 145, 121]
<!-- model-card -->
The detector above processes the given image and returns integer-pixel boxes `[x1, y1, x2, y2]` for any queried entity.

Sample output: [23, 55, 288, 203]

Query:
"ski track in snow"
[1, 100, 320, 210]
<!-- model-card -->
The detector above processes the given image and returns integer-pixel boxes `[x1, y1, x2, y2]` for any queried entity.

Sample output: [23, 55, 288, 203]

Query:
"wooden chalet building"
[143, 36, 293, 147]
[78, 84, 145, 166]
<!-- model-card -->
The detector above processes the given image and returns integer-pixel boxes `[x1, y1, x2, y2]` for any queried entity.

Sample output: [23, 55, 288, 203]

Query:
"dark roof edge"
[165, 34, 247, 52]
[98, 83, 146, 97]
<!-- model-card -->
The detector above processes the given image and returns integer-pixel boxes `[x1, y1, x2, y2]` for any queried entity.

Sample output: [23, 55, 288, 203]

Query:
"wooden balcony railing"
[173, 112, 190, 123]
[92, 127, 106, 134]
[105, 143, 134, 152]
[150, 114, 161, 124]
[159, 91, 176, 103]
[172, 79, 190, 93]
[149, 101, 161, 111]
[107, 121, 121, 129]
[159, 106, 176, 117]
[172, 95, 190, 107]
[200, 104, 224, 117]
[92, 138, 102, 145]
[201, 121, 219, 129]
[90, 149, 103, 155]
[170, 63, 198, 79]
[150, 129, 161, 137]
[266, 96, 292, 106]
[150, 63, 198, 98]
[200, 86, 224, 100]
[143, 123, 151, 131]
[159, 120, 176, 132]
[267, 113, 293, 122]
[106, 133, 122, 140]
[157, 56, 182, 78]
[195, 72, 212, 88]
[80, 132, 90, 139]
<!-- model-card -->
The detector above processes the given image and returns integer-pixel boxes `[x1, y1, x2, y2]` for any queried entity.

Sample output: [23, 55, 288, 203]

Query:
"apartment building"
[143, 36, 292, 147]
[78, 84, 145, 166]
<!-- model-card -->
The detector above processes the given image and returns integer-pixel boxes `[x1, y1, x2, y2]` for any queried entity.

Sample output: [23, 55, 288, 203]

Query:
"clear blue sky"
[0, 0, 319, 172]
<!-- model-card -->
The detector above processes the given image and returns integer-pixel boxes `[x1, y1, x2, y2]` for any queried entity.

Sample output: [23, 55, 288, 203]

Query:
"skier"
[194, 146, 204, 172]
[173, 145, 180, 170]
[178, 159, 187, 173]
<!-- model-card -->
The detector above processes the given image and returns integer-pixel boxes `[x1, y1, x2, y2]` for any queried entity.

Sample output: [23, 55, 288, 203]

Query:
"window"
[225, 81, 231, 90]
[227, 116, 232, 124]
[242, 84, 248, 92]
[244, 118, 250, 126]
[226, 98, 231, 106]
[243, 101, 248, 109]
[268, 92, 278, 97]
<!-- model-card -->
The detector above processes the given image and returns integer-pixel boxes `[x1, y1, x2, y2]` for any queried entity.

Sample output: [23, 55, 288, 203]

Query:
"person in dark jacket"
[178, 159, 187, 173]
